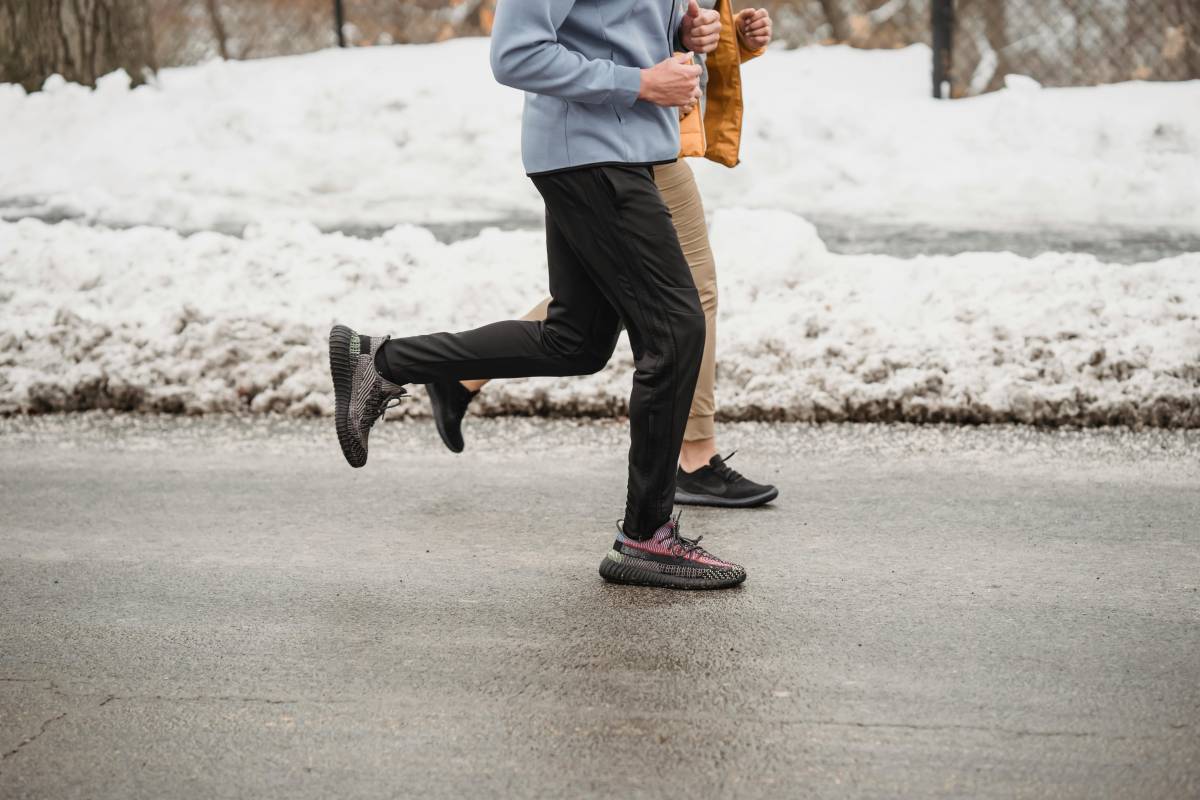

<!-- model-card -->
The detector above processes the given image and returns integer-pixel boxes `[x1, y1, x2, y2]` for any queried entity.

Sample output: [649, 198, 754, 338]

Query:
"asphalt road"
[1, 415, 1198, 799]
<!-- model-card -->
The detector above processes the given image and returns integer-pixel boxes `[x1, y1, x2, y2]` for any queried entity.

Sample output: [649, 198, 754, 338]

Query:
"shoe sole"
[329, 324, 367, 468]
[674, 486, 779, 508]
[427, 382, 465, 454]
[598, 552, 746, 590]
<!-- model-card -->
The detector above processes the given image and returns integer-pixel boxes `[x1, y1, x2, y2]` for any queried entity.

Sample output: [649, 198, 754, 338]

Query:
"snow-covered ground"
[1, 40, 1198, 425]
[2, 212, 1197, 425]
[2, 39, 1198, 231]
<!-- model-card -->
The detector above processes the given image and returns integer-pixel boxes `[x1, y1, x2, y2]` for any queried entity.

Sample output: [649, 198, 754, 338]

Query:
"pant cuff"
[683, 414, 715, 442]
[373, 342, 406, 385]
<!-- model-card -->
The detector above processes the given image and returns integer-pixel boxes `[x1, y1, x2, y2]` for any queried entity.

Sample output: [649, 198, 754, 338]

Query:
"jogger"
[375, 166, 705, 535]
[329, 0, 747, 588]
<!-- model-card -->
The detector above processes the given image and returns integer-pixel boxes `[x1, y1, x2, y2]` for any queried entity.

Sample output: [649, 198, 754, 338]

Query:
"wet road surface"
[1, 416, 1198, 798]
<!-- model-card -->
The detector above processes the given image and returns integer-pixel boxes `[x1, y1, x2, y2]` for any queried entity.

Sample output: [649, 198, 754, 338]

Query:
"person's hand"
[735, 7, 772, 50]
[678, 82, 703, 118]
[680, 0, 721, 55]
[639, 52, 702, 108]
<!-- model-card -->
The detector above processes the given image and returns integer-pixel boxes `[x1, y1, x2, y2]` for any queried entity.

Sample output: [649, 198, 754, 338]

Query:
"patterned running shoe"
[328, 324, 407, 468]
[426, 380, 477, 454]
[599, 516, 746, 590]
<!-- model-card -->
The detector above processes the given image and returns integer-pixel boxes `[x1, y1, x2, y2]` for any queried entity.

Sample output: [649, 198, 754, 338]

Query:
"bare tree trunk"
[0, 0, 155, 91]
[983, 0, 1012, 92]
[204, 0, 228, 60]
[1182, 0, 1200, 79]
[1, 0, 69, 90]
[818, 0, 850, 41]
[477, 0, 495, 35]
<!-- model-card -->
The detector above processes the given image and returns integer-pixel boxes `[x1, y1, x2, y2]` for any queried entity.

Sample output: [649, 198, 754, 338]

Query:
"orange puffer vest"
[678, 0, 766, 167]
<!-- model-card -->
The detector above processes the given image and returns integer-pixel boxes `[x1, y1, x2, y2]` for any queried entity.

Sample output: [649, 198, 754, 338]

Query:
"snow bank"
[2, 41, 1197, 426]
[2, 213, 1197, 426]
[2, 40, 1198, 232]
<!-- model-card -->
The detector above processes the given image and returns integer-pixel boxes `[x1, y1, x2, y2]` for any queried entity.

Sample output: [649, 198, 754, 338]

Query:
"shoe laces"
[664, 512, 710, 559]
[372, 393, 405, 424]
[711, 451, 745, 483]
[365, 334, 408, 425]
[370, 382, 408, 427]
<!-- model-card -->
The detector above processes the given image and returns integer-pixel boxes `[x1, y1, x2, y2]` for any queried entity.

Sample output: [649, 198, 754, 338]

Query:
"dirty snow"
[1, 40, 1198, 425]
[2, 212, 1196, 425]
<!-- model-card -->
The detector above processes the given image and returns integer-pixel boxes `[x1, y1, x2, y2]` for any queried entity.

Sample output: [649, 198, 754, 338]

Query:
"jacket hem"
[526, 158, 679, 177]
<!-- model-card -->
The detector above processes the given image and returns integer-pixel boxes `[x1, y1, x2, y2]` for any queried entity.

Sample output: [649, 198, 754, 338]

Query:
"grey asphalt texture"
[1, 414, 1198, 799]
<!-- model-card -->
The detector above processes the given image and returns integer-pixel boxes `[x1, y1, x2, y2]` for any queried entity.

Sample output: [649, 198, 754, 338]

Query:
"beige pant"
[523, 160, 718, 441]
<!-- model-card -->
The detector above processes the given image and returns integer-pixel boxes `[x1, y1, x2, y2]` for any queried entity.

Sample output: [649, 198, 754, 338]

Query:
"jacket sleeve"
[490, 0, 644, 107]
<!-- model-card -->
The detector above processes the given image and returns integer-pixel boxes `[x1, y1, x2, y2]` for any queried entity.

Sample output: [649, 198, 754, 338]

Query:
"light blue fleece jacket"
[489, 0, 686, 175]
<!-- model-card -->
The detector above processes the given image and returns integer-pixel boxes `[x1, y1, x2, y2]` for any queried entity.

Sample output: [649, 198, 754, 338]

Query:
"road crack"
[2, 678, 305, 707]
[98, 694, 301, 706]
[1, 712, 67, 762]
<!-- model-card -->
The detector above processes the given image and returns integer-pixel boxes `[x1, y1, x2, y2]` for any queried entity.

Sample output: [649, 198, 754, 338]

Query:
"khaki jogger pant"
[521, 159, 718, 442]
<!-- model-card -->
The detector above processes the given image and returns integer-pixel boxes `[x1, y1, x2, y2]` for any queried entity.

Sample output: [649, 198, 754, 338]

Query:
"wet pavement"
[1, 415, 1197, 798]
[404, 214, 1200, 264]
[6, 203, 1199, 263]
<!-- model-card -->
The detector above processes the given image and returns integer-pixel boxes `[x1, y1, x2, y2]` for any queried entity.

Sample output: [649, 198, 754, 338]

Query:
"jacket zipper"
[667, 0, 678, 52]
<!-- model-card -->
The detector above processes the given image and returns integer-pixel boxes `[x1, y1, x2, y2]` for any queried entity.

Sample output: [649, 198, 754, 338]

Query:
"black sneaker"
[426, 380, 477, 453]
[674, 451, 778, 508]
[328, 324, 407, 468]
[599, 517, 746, 590]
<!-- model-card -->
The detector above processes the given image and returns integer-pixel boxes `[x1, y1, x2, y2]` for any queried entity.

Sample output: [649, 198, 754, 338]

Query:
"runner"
[427, 2, 779, 510]
[329, 0, 748, 590]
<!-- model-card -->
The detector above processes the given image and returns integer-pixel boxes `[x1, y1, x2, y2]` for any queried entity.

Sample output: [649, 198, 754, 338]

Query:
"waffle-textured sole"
[598, 550, 746, 590]
[674, 486, 779, 508]
[329, 324, 367, 468]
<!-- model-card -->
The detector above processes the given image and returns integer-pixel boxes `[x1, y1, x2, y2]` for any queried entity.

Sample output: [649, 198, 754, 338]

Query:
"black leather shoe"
[674, 451, 778, 508]
[426, 380, 476, 453]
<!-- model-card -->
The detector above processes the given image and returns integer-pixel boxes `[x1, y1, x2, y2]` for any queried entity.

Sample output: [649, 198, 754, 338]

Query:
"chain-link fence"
[941, 0, 1200, 96]
[6, 1, 1198, 95]
[756, 0, 929, 48]
[149, 0, 496, 67]
[767, 0, 1199, 96]
[146, 1, 934, 68]
[148, 1, 330, 66]
[135, 1, 1200, 98]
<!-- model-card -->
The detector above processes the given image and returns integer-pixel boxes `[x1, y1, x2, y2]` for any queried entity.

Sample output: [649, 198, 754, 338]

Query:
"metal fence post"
[334, 0, 346, 47]
[932, 0, 954, 98]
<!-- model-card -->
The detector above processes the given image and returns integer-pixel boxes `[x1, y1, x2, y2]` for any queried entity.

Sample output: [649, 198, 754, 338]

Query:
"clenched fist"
[680, 0, 721, 55]
[678, 81, 704, 118]
[735, 7, 772, 50]
[639, 52, 703, 108]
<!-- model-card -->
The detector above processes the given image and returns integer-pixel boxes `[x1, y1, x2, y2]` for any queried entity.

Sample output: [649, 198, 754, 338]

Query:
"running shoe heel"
[329, 324, 366, 468]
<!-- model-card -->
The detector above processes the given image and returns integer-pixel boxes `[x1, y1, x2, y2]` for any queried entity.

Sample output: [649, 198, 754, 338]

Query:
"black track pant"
[375, 164, 705, 537]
